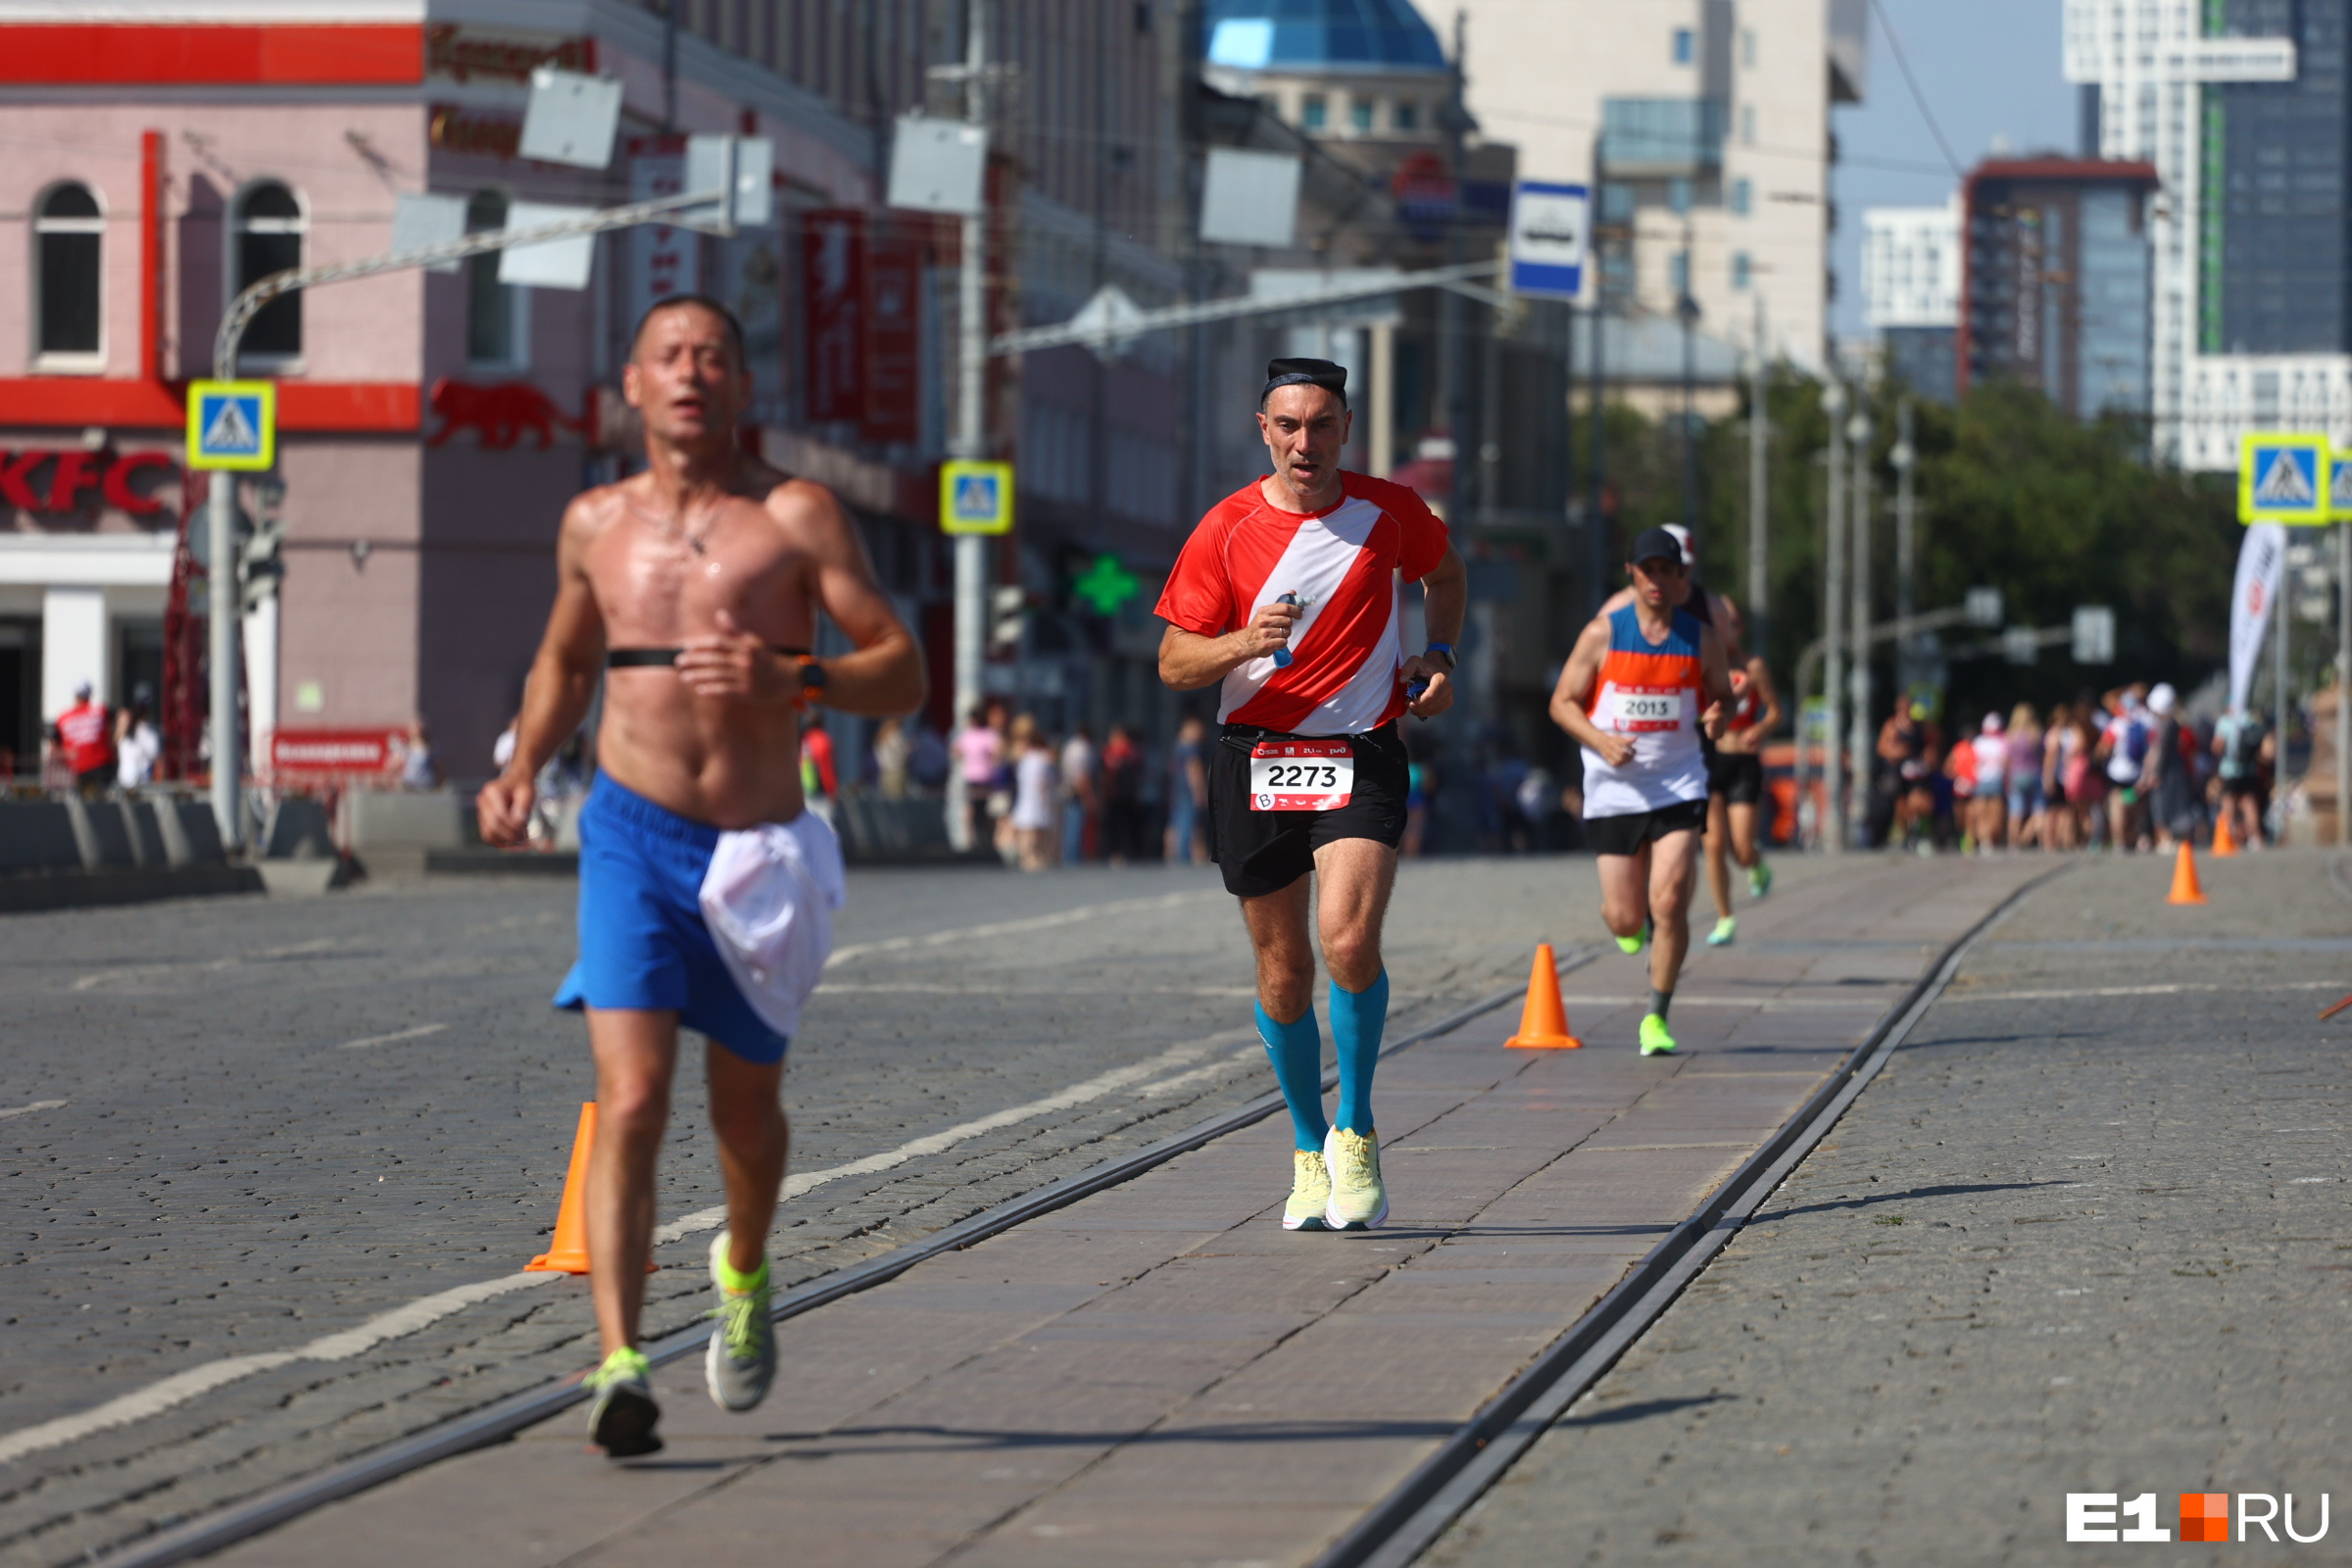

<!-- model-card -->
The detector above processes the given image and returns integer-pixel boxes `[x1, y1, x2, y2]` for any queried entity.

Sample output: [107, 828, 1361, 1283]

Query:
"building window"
[33, 181, 103, 368]
[1670, 249, 1690, 295]
[1731, 177, 1752, 217]
[1600, 182, 1635, 223]
[1394, 101, 1418, 131]
[1673, 27, 1693, 64]
[1741, 105, 1756, 144]
[232, 180, 305, 366]
[1669, 177, 1692, 215]
[1732, 252, 1751, 289]
[1741, 28, 1756, 68]
[465, 189, 526, 368]
[1301, 93, 1327, 130]
[1350, 98, 1374, 132]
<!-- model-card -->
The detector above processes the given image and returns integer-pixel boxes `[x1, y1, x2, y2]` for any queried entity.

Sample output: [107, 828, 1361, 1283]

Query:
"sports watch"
[1421, 642, 1457, 671]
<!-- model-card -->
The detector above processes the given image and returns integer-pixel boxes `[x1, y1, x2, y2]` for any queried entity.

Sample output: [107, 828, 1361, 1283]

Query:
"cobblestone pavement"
[1425, 850, 2352, 1568]
[1, 853, 1853, 1567]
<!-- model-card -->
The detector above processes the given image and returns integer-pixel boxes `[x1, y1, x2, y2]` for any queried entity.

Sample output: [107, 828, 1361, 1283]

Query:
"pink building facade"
[0, 1, 887, 784]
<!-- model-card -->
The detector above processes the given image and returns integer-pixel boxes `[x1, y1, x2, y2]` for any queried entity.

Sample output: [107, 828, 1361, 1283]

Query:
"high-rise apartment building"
[1411, 0, 1868, 371]
[1957, 159, 2158, 421]
[2065, 0, 2323, 467]
[1861, 199, 1960, 401]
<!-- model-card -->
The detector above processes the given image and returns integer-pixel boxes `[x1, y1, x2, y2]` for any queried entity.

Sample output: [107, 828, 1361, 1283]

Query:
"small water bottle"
[1270, 592, 1301, 668]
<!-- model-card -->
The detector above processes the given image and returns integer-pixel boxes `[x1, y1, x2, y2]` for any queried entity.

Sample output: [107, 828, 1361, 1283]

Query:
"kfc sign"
[0, 449, 175, 514]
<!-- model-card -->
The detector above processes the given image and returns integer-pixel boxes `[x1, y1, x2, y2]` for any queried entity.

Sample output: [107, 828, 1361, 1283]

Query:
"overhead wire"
[1868, 0, 1967, 178]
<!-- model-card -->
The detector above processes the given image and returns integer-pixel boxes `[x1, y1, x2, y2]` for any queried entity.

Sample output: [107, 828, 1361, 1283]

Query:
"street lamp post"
[1746, 293, 1768, 658]
[1847, 405, 1874, 848]
[1678, 286, 1700, 531]
[1822, 377, 1847, 853]
[1891, 400, 1917, 695]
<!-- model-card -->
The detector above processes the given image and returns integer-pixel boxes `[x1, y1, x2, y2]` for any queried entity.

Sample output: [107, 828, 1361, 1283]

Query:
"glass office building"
[1960, 159, 2159, 420]
[2202, 0, 2349, 355]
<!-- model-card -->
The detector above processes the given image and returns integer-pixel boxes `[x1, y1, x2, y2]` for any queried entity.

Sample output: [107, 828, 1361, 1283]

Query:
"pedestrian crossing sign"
[185, 380, 276, 472]
[940, 460, 1014, 536]
[2237, 432, 2328, 525]
[2330, 450, 2352, 523]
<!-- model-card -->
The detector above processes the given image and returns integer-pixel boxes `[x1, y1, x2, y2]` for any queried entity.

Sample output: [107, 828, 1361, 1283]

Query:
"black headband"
[1259, 357, 1348, 409]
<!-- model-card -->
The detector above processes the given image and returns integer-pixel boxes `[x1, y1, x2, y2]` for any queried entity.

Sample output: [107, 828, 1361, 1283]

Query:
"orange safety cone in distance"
[526, 1102, 598, 1273]
[2167, 841, 2208, 906]
[2212, 809, 2239, 857]
[1506, 943, 1583, 1049]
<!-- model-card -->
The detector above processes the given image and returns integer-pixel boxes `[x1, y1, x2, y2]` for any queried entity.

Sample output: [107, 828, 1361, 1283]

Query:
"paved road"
[4, 853, 1841, 1567]
[194, 858, 2035, 1568]
[1425, 850, 2352, 1568]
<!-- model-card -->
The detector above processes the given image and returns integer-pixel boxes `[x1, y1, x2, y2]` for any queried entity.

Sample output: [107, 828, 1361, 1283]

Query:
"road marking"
[72, 937, 344, 992]
[815, 982, 1256, 998]
[823, 891, 1215, 969]
[650, 1026, 1254, 1244]
[335, 1023, 449, 1051]
[0, 1024, 1256, 1468]
[1556, 994, 1884, 1010]
[0, 1272, 563, 1467]
[0, 1099, 67, 1121]
[1132, 1046, 1261, 1099]
[1944, 980, 2341, 1003]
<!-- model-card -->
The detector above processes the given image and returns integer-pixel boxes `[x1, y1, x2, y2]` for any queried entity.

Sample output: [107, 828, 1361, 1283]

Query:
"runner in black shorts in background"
[1702, 645, 1782, 947]
[1156, 357, 1468, 1232]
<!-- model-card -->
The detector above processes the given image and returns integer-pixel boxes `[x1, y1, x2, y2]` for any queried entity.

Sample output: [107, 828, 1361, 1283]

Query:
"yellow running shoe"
[1639, 1013, 1679, 1056]
[1284, 1149, 1333, 1231]
[1323, 1128, 1389, 1230]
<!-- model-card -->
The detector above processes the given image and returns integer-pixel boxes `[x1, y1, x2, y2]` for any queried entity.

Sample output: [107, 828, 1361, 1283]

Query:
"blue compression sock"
[1255, 1001, 1330, 1152]
[1329, 970, 1389, 1135]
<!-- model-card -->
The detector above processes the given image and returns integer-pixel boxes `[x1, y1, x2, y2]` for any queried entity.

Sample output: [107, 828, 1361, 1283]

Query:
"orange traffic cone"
[2212, 809, 2239, 857]
[526, 1102, 598, 1273]
[1506, 943, 1583, 1049]
[2166, 841, 2208, 906]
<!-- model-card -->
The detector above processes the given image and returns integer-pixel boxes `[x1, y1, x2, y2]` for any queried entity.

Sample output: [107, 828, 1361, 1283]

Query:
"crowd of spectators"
[1863, 683, 2277, 854]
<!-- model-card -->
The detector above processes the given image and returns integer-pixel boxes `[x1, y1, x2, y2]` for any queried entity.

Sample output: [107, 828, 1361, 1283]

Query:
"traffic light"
[989, 585, 1026, 656]
[2071, 605, 2115, 664]
[239, 517, 284, 613]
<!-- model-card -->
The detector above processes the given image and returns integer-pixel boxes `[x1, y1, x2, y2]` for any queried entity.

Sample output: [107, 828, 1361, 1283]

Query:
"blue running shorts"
[553, 774, 793, 1063]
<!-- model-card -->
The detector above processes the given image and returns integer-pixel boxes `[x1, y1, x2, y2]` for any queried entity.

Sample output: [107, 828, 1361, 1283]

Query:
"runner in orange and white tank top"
[1547, 527, 1734, 1056]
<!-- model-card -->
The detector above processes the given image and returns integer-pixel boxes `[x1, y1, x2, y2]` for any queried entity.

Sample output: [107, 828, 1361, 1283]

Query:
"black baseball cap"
[1260, 357, 1348, 409]
[1628, 526, 1686, 567]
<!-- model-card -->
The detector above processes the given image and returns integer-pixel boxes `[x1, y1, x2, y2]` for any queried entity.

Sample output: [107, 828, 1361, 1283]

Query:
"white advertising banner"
[2229, 521, 2286, 715]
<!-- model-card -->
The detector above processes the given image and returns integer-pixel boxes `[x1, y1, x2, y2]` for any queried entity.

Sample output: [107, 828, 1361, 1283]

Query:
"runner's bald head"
[631, 294, 747, 368]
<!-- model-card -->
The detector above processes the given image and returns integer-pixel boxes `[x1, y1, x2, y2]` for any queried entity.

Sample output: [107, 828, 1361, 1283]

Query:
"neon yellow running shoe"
[1706, 916, 1737, 947]
[704, 1233, 776, 1412]
[1747, 859, 1773, 899]
[585, 1346, 662, 1457]
[1283, 1149, 1333, 1231]
[1614, 915, 1653, 956]
[1639, 1014, 1679, 1056]
[1323, 1128, 1389, 1230]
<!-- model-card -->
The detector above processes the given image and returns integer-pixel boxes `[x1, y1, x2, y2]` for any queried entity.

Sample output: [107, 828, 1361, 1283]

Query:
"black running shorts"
[1706, 751, 1766, 807]
[1206, 721, 1409, 899]
[1583, 796, 1709, 858]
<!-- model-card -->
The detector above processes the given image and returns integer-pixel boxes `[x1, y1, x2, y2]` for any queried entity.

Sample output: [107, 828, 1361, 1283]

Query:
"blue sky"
[1830, 0, 2078, 339]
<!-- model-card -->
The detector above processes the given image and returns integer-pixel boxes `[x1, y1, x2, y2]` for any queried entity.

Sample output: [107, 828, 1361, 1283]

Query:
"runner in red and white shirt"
[1156, 357, 1467, 1235]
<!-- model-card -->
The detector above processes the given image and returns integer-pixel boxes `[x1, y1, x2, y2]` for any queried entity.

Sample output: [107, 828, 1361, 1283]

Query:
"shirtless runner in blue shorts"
[479, 294, 924, 1457]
